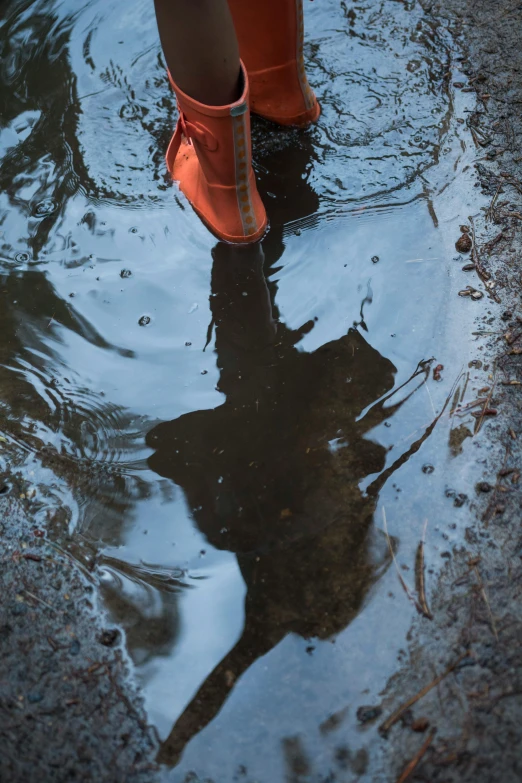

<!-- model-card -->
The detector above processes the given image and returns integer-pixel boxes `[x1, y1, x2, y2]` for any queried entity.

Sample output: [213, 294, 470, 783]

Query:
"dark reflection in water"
[145, 122, 441, 765]
[148, 239, 398, 765]
[145, 126, 412, 762]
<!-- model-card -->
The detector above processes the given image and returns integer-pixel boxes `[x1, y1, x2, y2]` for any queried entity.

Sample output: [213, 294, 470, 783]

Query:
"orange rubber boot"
[166, 64, 268, 244]
[228, 0, 320, 127]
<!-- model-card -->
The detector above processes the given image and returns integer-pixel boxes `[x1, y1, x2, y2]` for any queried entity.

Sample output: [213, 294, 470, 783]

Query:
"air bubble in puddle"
[422, 464, 435, 474]
[371, 255, 380, 264]
[15, 252, 30, 263]
[138, 315, 151, 326]
[120, 269, 132, 278]
[33, 199, 56, 218]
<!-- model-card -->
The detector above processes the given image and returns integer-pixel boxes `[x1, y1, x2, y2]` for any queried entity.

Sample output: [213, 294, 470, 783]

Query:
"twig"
[468, 216, 490, 282]
[416, 520, 433, 620]
[473, 565, 499, 641]
[23, 590, 59, 614]
[396, 732, 436, 783]
[379, 652, 470, 735]
[455, 397, 488, 415]
[474, 363, 497, 435]
[483, 444, 510, 521]
[424, 381, 436, 417]
[382, 508, 422, 614]
[486, 183, 502, 221]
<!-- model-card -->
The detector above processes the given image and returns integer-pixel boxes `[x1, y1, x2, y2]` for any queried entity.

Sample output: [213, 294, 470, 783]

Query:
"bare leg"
[153, 0, 241, 106]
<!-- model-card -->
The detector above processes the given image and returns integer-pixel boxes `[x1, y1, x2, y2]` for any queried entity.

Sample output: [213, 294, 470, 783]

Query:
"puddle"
[0, 0, 492, 780]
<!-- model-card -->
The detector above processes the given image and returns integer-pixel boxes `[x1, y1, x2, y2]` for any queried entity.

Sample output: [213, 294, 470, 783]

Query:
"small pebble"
[455, 233, 472, 253]
[411, 717, 430, 733]
[477, 481, 493, 493]
[69, 640, 81, 656]
[98, 629, 120, 647]
[356, 705, 382, 724]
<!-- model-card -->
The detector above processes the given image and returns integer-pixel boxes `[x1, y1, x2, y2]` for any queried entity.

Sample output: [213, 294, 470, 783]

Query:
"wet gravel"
[0, 486, 159, 783]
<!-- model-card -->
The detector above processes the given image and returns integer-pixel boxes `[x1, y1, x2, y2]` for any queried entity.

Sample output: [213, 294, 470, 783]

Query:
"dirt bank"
[0, 470, 159, 782]
[377, 0, 522, 780]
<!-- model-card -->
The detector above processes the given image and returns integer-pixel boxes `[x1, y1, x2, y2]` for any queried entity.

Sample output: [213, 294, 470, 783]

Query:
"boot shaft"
[228, 0, 319, 125]
[166, 64, 267, 243]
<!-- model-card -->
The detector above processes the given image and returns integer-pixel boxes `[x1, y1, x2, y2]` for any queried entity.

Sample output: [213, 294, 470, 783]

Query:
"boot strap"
[166, 110, 218, 172]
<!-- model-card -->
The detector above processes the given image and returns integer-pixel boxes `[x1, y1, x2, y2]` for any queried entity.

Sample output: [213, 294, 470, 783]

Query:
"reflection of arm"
[157, 624, 277, 768]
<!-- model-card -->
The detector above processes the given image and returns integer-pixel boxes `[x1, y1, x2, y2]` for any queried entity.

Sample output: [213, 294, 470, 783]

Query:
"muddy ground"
[1, 0, 522, 781]
[0, 489, 159, 781]
[376, 0, 522, 780]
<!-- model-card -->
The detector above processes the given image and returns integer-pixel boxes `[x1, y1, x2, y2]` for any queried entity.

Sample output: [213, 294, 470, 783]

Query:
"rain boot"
[166, 63, 268, 244]
[228, 0, 320, 127]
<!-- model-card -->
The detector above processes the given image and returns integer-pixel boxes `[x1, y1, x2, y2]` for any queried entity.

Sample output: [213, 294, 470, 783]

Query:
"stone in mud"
[411, 717, 430, 733]
[456, 233, 472, 253]
[477, 481, 493, 493]
[356, 705, 383, 724]
[98, 628, 120, 647]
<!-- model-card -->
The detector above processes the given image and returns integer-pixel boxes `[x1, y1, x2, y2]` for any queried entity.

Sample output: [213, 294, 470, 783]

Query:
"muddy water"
[0, 0, 485, 780]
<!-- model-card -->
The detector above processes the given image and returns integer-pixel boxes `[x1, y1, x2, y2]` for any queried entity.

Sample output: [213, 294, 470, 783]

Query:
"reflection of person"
[146, 241, 400, 765]
[153, 0, 320, 242]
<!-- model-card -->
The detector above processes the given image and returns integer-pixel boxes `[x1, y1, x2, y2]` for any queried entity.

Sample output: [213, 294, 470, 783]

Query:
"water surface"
[0, 1, 485, 779]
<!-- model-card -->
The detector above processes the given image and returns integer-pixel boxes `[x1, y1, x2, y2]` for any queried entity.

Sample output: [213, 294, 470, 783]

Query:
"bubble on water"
[15, 252, 30, 263]
[120, 268, 132, 279]
[185, 341, 192, 347]
[422, 464, 435, 474]
[201, 370, 208, 375]
[371, 255, 380, 264]
[33, 199, 56, 218]
[129, 226, 138, 234]
[138, 315, 151, 326]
